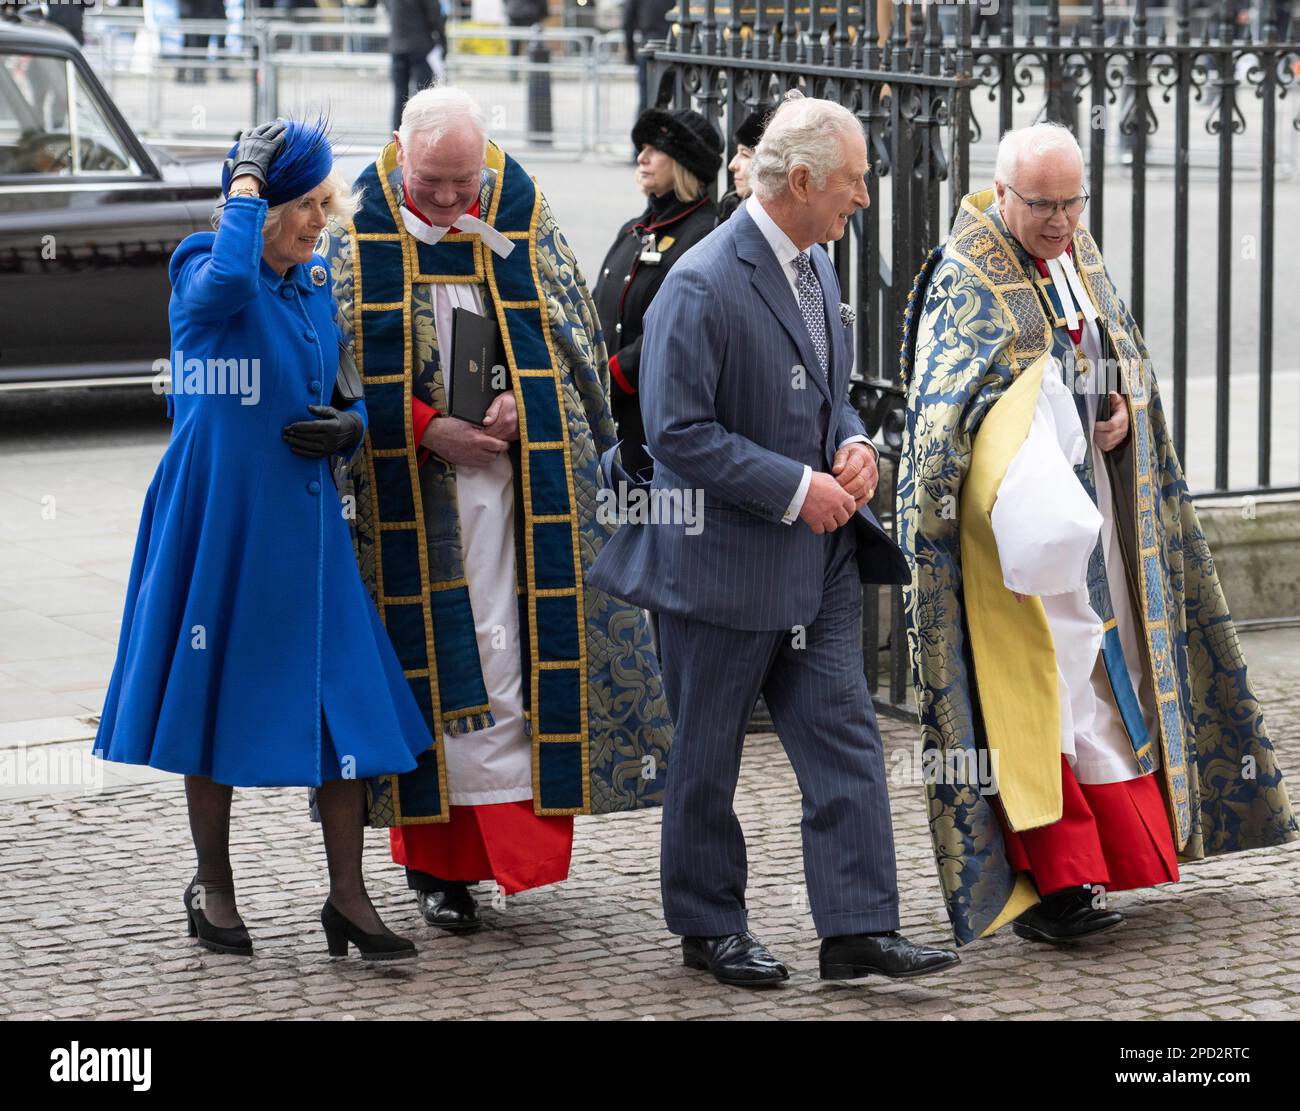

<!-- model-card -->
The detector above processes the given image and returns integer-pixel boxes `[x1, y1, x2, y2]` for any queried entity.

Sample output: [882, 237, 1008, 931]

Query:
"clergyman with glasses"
[897, 122, 1297, 949]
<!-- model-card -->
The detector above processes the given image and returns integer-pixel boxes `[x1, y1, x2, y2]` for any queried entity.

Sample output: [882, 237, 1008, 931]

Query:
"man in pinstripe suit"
[590, 94, 959, 987]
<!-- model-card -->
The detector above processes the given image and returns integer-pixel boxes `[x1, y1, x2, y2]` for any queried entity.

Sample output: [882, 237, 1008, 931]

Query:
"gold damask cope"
[898, 191, 1297, 944]
[942, 190, 1191, 846]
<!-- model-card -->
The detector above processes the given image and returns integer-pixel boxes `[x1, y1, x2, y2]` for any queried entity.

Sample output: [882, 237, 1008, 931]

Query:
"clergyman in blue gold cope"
[897, 123, 1298, 947]
[325, 87, 673, 918]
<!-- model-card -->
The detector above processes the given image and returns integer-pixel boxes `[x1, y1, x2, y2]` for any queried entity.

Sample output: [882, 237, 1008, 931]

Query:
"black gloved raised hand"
[282, 404, 363, 459]
[225, 120, 289, 190]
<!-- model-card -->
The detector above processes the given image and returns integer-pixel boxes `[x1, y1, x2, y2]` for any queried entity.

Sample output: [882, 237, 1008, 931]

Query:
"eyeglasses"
[1005, 184, 1089, 220]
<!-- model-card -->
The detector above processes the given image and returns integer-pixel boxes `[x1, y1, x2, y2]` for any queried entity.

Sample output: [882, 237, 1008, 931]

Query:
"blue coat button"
[309, 379, 322, 392]
[280, 287, 294, 300]
[307, 480, 321, 495]
[304, 330, 315, 342]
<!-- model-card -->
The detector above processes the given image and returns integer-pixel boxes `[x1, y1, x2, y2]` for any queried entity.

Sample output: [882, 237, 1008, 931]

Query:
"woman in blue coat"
[94, 120, 430, 961]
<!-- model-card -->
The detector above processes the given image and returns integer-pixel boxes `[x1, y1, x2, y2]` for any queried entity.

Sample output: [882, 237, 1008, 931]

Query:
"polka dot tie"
[794, 251, 828, 379]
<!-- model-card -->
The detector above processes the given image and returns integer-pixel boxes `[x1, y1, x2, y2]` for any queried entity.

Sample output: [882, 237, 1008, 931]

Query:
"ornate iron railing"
[645, 0, 1300, 710]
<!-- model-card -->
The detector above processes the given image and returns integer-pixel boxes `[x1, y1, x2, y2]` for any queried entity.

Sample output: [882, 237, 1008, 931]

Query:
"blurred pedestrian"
[505, 0, 546, 72]
[624, 0, 673, 117]
[43, 0, 91, 45]
[384, 0, 447, 131]
[178, 0, 229, 84]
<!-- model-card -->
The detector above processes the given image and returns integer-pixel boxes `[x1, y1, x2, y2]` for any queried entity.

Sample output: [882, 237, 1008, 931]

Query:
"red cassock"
[393, 186, 575, 895]
[391, 804, 573, 896]
[997, 756, 1180, 896]
[994, 249, 1179, 900]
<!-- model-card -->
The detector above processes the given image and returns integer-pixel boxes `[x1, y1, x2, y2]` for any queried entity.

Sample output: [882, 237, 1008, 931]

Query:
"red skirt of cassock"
[390, 801, 574, 895]
[997, 756, 1180, 895]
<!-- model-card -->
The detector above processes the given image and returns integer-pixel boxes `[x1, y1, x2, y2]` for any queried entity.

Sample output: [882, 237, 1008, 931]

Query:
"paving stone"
[0, 661, 1297, 1019]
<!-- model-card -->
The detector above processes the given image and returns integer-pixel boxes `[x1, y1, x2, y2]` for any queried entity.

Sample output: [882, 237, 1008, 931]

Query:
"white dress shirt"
[745, 196, 876, 525]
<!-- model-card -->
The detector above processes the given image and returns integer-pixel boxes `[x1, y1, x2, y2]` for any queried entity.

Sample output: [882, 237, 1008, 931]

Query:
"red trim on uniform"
[997, 756, 1178, 895]
[390, 801, 575, 896]
[631, 194, 710, 238]
[608, 352, 636, 395]
[615, 196, 713, 326]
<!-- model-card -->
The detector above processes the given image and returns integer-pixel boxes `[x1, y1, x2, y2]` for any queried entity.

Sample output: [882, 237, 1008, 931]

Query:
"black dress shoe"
[681, 932, 789, 988]
[819, 931, 960, 981]
[183, 878, 252, 957]
[415, 885, 481, 933]
[321, 900, 417, 961]
[1012, 886, 1124, 943]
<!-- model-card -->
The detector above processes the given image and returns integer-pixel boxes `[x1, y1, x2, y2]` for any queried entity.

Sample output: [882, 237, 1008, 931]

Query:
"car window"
[0, 52, 136, 177]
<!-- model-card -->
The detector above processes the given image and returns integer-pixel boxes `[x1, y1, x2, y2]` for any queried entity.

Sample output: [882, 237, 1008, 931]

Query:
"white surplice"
[990, 253, 1158, 785]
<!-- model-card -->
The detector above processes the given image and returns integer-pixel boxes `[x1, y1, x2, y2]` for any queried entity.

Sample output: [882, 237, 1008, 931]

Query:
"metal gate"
[646, 0, 1300, 710]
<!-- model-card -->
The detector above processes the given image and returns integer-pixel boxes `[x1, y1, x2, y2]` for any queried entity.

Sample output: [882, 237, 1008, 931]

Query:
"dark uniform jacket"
[623, 0, 675, 62]
[594, 190, 718, 480]
[383, 0, 446, 55]
[716, 190, 743, 224]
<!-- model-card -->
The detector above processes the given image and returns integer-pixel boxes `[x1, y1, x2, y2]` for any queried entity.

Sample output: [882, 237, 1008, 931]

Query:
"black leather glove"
[225, 120, 289, 190]
[282, 404, 363, 459]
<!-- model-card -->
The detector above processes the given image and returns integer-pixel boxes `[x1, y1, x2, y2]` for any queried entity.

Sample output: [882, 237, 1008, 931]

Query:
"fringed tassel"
[444, 710, 496, 737]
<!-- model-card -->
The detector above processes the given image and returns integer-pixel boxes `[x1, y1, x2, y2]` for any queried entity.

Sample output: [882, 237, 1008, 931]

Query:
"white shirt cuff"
[782, 465, 813, 525]
[783, 441, 876, 526]
[839, 434, 878, 461]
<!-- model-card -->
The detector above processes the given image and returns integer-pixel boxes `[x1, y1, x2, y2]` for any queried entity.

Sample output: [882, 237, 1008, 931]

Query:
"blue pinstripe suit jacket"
[589, 204, 909, 632]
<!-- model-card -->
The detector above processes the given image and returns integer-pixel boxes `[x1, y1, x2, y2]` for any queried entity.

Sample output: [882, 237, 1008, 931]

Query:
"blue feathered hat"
[221, 117, 334, 208]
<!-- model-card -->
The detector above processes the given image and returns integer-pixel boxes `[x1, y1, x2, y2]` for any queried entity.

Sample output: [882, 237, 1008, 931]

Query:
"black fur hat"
[632, 108, 724, 183]
[734, 107, 772, 151]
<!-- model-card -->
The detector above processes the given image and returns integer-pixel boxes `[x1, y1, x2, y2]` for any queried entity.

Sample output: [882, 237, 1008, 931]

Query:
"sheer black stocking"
[184, 774, 242, 929]
[316, 778, 392, 936]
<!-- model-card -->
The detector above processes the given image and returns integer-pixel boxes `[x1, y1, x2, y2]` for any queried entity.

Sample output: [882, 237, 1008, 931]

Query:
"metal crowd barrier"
[78, 11, 642, 153]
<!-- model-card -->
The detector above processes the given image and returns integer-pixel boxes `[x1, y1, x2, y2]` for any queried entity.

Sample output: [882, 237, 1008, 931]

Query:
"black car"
[0, 15, 226, 389]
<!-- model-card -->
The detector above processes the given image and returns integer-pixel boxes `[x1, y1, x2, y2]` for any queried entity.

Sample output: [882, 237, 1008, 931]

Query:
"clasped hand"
[421, 391, 519, 468]
[799, 442, 878, 535]
[1094, 391, 1129, 452]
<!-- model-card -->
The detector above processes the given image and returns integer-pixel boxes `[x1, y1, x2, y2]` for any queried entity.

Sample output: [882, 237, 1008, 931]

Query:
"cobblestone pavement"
[1, 648, 1297, 1021]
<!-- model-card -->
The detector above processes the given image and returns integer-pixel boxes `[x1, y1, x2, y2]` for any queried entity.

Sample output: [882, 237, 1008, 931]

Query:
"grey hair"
[749, 93, 864, 201]
[994, 123, 1084, 188]
[398, 86, 489, 156]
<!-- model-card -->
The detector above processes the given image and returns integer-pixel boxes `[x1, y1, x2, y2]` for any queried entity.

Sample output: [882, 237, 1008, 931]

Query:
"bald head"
[994, 123, 1088, 260]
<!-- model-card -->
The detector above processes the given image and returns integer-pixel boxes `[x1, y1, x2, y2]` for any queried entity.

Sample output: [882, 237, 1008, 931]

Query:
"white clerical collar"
[1044, 248, 1098, 331]
[745, 194, 801, 272]
[399, 203, 515, 259]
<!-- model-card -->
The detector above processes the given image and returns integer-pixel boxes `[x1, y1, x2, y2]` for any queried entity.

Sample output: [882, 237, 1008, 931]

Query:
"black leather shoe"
[416, 886, 481, 933]
[819, 931, 960, 981]
[183, 878, 252, 957]
[1012, 886, 1124, 943]
[681, 932, 789, 988]
[321, 900, 416, 961]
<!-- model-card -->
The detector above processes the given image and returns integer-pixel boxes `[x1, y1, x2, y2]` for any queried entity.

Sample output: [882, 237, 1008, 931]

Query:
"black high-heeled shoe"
[321, 899, 417, 961]
[183, 878, 253, 956]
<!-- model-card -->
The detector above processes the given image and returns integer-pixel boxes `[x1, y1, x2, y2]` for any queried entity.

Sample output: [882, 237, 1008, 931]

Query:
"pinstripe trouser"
[656, 525, 901, 939]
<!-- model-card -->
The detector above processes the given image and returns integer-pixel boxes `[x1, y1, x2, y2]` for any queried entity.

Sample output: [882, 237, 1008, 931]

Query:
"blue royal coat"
[93, 195, 433, 787]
